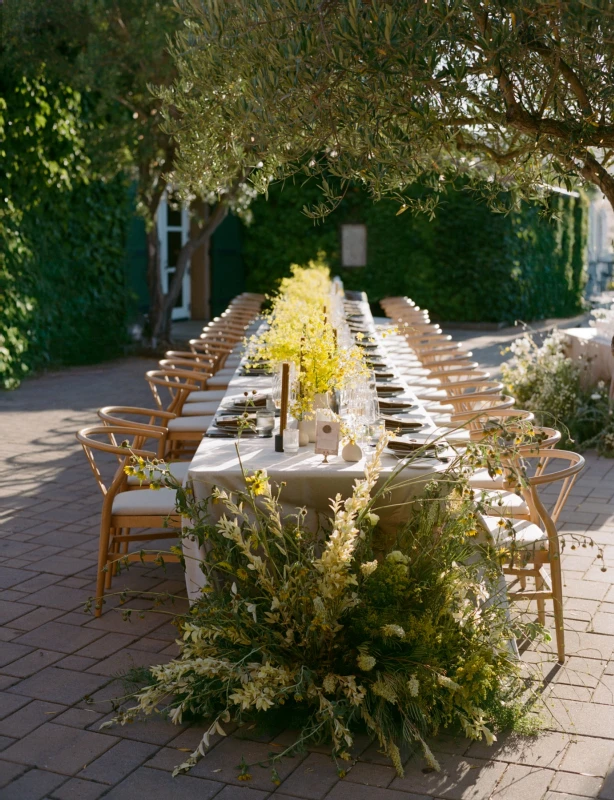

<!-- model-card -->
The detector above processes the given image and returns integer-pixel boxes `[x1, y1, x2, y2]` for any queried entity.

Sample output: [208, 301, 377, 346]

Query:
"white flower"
[591, 393, 601, 401]
[366, 512, 380, 526]
[437, 674, 461, 690]
[381, 624, 405, 638]
[357, 653, 376, 671]
[386, 550, 409, 565]
[360, 560, 378, 577]
[407, 675, 420, 697]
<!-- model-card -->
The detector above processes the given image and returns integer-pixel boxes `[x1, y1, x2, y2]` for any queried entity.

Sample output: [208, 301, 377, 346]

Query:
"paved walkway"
[1, 352, 614, 799]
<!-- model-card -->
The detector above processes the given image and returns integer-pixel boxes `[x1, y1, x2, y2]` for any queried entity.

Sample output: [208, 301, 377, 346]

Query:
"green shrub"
[501, 330, 614, 454]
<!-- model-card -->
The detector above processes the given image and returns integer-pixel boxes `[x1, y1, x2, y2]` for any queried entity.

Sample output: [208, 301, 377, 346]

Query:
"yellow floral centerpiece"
[246, 261, 368, 418]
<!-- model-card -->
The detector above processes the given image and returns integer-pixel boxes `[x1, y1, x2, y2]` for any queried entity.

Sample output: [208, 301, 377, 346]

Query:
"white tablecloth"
[183, 306, 453, 600]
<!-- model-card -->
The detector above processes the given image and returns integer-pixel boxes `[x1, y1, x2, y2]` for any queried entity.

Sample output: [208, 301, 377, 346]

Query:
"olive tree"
[163, 0, 614, 218]
[2, 0, 252, 344]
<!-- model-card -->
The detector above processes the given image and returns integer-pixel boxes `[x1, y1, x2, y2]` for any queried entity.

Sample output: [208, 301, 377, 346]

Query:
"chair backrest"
[470, 422, 561, 452]
[524, 449, 585, 525]
[436, 368, 491, 385]
[76, 425, 159, 498]
[153, 365, 212, 404]
[449, 394, 516, 429]
[421, 349, 472, 365]
[427, 361, 480, 376]
[164, 350, 217, 367]
[498, 449, 585, 531]
[443, 379, 504, 398]
[98, 406, 174, 450]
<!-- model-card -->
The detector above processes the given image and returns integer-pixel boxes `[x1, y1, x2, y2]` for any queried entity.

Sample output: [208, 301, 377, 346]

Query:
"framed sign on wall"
[341, 224, 367, 267]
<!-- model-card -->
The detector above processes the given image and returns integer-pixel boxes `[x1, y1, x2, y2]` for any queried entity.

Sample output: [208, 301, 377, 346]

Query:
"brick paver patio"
[2, 354, 614, 799]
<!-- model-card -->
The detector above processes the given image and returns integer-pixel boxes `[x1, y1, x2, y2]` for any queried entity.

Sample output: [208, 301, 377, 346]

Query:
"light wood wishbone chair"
[76, 426, 181, 616]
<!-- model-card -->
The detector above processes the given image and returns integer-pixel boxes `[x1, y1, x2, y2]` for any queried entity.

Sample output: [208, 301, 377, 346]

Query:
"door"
[210, 213, 245, 316]
[158, 191, 191, 320]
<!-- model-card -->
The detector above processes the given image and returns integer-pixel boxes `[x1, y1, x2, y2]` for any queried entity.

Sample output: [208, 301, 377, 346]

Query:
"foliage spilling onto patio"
[242, 180, 587, 324]
[0, 72, 131, 389]
[502, 330, 614, 455]
[106, 436, 543, 781]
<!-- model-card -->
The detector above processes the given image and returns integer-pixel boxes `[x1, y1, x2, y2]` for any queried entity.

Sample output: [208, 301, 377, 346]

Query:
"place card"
[315, 419, 340, 462]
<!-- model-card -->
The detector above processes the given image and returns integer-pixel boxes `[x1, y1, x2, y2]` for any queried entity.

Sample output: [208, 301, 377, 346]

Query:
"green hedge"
[0, 179, 130, 388]
[0, 73, 131, 389]
[242, 181, 587, 322]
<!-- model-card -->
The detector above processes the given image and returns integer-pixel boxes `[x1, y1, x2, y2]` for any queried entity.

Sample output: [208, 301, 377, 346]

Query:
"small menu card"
[315, 419, 340, 460]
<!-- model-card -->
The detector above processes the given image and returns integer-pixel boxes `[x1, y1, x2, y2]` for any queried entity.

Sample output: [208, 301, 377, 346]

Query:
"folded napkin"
[216, 414, 257, 429]
[378, 398, 416, 411]
[376, 384, 405, 396]
[381, 415, 424, 431]
[229, 392, 268, 409]
[387, 437, 437, 454]
[374, 370, 395, 379]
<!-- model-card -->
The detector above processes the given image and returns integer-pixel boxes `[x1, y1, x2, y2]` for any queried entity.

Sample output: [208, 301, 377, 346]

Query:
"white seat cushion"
[168, 415, 212, 432]
[469, 469, 504, 490]
[481, 516, 546, 547]
[112, 487, 178, 516]
[186, 390, 227, 403]
[127, 461, 190, 486]
[207, 376, 230, 389]
[181, 401, 220, 415]
[480, 490, 530, 517]
[414, 388, 449, 400]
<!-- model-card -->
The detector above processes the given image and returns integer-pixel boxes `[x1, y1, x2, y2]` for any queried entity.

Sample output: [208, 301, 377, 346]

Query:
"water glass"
[283, 427, 299, 453]
[368, 419, 385, 445]
[255, 410, 275, 437]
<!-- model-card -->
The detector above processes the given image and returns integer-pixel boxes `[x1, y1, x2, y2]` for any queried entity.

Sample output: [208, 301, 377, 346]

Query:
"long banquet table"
[183, 299, 457, 601]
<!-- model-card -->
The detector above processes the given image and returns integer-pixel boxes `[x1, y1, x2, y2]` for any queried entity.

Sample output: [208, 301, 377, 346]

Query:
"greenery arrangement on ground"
[502, 330, 614, 455]
[104, 434, 544, 782]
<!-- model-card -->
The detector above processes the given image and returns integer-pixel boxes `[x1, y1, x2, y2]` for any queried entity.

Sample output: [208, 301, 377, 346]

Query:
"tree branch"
[527, 39, 593, 119]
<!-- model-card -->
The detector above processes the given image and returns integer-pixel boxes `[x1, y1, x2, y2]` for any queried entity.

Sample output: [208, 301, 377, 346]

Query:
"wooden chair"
[159, 355, 234, 390]
[99, 405, 212, 459]
[146, 368, 219, 417]
[76, 426, 181, 616]
[478, 449, 585, 663]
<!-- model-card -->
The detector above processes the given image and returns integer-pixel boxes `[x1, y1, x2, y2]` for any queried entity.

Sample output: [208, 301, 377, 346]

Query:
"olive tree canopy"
[163, 0, 614, 216]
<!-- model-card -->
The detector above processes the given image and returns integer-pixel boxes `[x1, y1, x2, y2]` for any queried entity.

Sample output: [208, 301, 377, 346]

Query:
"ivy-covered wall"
[242, 181, 588, 323]
[0, 180, 131, 388]
[0, 73, 132, 389]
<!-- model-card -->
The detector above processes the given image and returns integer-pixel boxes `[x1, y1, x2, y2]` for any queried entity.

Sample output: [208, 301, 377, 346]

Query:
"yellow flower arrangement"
[246, 261, 368, 417]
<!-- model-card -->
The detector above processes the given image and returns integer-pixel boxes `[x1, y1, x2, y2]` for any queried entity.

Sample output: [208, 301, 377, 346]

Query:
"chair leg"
[112, 529, 129, 576]
[532, 548, 547, 627]
[105, 529, 117, 591]
[549, 549, 566, 664]
[95, 522, 112, 617]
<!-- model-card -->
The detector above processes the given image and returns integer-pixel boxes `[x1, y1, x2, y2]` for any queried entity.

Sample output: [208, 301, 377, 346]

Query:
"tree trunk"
[152, 201, 230, 343]
[145, 224, 164, 349]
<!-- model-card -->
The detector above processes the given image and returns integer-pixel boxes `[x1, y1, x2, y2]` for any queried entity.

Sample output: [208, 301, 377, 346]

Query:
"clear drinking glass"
[283, 427, 299, 453]
[368, 419, 385, 445]
[255, 410, 275, 437]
